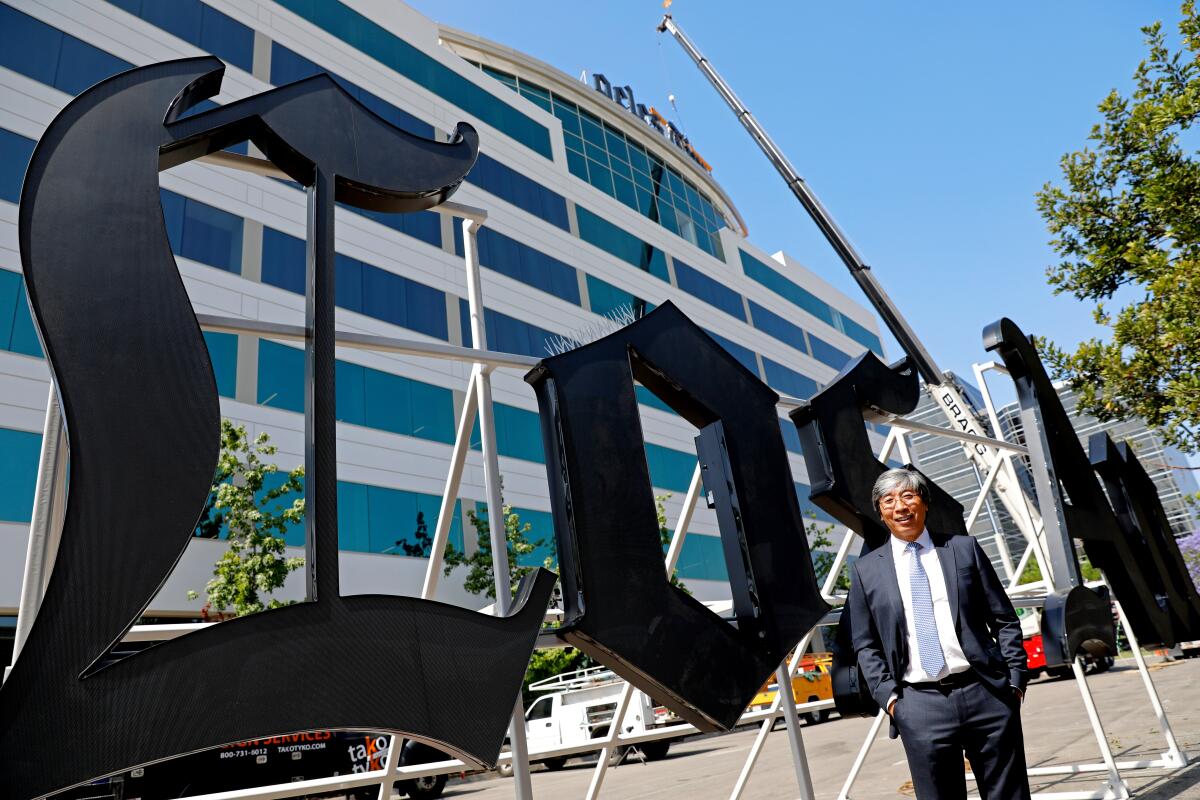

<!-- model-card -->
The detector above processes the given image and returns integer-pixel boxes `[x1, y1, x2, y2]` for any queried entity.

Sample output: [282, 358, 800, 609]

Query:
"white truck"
[500, 667, 680, 775]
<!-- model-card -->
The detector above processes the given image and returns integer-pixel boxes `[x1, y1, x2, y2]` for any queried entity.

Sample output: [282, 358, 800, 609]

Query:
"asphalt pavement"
[430, 657, 1200, 799]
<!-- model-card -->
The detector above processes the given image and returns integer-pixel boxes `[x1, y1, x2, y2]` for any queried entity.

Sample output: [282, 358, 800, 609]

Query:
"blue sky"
[409, 1, 1185, 406]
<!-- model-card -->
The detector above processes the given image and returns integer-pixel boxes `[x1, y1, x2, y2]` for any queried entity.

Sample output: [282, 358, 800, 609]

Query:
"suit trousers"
[892, 678, 1030, 799]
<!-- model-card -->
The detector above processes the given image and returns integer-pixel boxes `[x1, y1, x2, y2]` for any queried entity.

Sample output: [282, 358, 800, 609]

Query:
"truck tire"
[803, 709, 830, 725]
[542, 756, 568, 771]
[398, 775, 447, 799]
[638, 741, 670, 761]
[496, 762, 514, 778]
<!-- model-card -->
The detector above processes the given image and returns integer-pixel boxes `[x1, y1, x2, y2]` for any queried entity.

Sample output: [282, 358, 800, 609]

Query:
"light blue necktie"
[907, 541, 946, 678]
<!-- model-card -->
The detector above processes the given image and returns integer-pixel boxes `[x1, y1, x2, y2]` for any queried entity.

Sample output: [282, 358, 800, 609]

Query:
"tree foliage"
[189, 420, 305, 617]
[442, 502, 542, 600]
[1036, 2, 1200, 453]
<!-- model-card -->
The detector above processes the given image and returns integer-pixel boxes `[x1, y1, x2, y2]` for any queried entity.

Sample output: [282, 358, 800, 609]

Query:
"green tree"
[1018, 551, 1102, 585]
[442, 502, 543, 599]
[808, 515, 850, 592]
[189, 420, 305, 617]
[1036, 2, 1200, 453]
[654, 494, 689, 593]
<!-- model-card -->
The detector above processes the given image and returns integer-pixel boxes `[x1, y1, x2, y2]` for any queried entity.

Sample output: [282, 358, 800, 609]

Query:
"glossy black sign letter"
[0, 59, 553, 799]
[526, 302, 829, 731]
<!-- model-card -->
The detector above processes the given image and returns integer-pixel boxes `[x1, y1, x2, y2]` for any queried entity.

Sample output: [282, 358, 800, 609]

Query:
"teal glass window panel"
[414, 494, 464, 554]
[361, 261, 407, 328]
[634, 385, 676, 415]
[519, 83, 552, 113]
[585, 274, 642, 318]
[335, 359, 367, 426]
[779, 417, 803, 454]
[336, 252, 364, 314]
[257, 340, 305, 411]
[261, 227, 305, 294]
[495, 404, 545, 463]
[159, 189, 186, 254]
[176, 195, 243, 274]
[0, 128, 36, 204]
[739, 250, 836, 327]
[0, 428, 43, 522]
[839, 314, 884, 355]
[54, 31, 132, 96]
[613, 175, 637, 209]
[0, 4, 63, 86]
[1, 270, 43, 358]
[565, 149, 589, 181]
[586, 161, 615, 196]
[809, 333, 852, 370]
[272, 0, 552, 159]
[475, 227, 579, 304]
[704, 329, 759, 375]
[673, 259, 746, 321]
[580, 114, 605, 149]
[408, 380, 455, 444]
[468, 153, 569, 230]
[563, 130, 584, 154]
[748, 300, 808, 354]
[367, 483, 418, 554]
[604, 127, 629, 163]
[509, 506, 556, 567]
[270, 44, 434, 136]
[363, 367, 413, 436]
[203, 331, 237, 399]
[676, 533, 728, 582]
[553, 100, 582, 136]
[583, 141, 608, 165]
[763, 357, 819, 399]
[337, 480, 371, 552]
[644, 442, 695, 492]
[0, 270, 19, 351]
[576, 207, 668, 283]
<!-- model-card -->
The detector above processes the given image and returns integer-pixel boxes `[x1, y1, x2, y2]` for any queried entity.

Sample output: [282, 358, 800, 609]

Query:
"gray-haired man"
[846, 468, 1031, 799]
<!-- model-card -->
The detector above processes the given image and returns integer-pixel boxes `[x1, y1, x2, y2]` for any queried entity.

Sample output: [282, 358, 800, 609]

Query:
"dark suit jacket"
[847, 533, 1027, 737]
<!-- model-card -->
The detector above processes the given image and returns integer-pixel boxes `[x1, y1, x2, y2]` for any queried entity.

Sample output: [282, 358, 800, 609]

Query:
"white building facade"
[0, 0, 887, 638]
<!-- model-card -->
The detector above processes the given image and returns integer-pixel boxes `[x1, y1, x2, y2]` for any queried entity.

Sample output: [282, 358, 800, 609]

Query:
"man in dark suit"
[847, 468, 1030, 799]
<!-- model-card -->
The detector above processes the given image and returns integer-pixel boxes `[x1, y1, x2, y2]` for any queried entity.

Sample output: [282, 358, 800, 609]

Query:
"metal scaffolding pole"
[460, 214, 536, 800]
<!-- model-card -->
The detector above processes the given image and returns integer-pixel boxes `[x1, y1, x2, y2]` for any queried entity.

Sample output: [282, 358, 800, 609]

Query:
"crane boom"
[656, 14, 942, 385]
[657, 13, 1045, 572]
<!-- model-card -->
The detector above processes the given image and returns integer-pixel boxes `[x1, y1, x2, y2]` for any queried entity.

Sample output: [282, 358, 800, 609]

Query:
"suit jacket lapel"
[935, 535, 960, 629]
[878, 543, 907, 656]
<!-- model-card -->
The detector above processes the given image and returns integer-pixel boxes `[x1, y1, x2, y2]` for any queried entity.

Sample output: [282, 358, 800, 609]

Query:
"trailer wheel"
[496, 762, 514, 778]
[398, 774, 447, 799]
[543, 756, 568, 771]
[803, 709, 830, 725]
[638, 740, 670, 761]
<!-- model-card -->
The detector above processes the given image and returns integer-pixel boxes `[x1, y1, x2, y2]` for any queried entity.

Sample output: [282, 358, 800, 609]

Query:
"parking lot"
[435, 657, 1200, 799]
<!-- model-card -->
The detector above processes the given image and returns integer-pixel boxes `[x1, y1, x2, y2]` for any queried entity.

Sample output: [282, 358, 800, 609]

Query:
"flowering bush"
[1180, 531, 1200, 588]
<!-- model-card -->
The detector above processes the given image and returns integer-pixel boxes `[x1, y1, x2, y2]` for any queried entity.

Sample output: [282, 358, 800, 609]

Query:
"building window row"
[468, 62, 727, 260]
[674, 258, 745, 322]
[261, 226, 448, 341]
[740, 249, 883, 356]
[576, 206, 670, 282]
[106, 0, 253, 72]
[269, 0, 553, 159]
[451, 224, 580, 305]
[0, 269, 42, 358]
[0, 3, 133, 97]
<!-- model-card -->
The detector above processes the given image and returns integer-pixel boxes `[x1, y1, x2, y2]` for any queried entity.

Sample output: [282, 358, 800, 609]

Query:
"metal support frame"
[7, 148, 1194, 800]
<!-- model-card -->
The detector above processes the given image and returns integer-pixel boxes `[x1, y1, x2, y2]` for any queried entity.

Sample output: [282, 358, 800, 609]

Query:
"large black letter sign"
[983, 318, 1128, 662]
[1090, 435, 1200, 641]
[0, 59, 553, 798]
[526, 302, 829, 731]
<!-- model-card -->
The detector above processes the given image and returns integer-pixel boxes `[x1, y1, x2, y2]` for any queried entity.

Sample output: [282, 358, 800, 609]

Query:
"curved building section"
[0, 0, 886, 632]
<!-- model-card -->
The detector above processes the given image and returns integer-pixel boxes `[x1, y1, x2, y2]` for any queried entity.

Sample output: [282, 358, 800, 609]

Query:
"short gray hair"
[871, 468, 930, 512]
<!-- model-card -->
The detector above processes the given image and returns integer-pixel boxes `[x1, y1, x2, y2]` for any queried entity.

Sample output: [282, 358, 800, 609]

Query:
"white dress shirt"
[891, 530, 970, 683]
